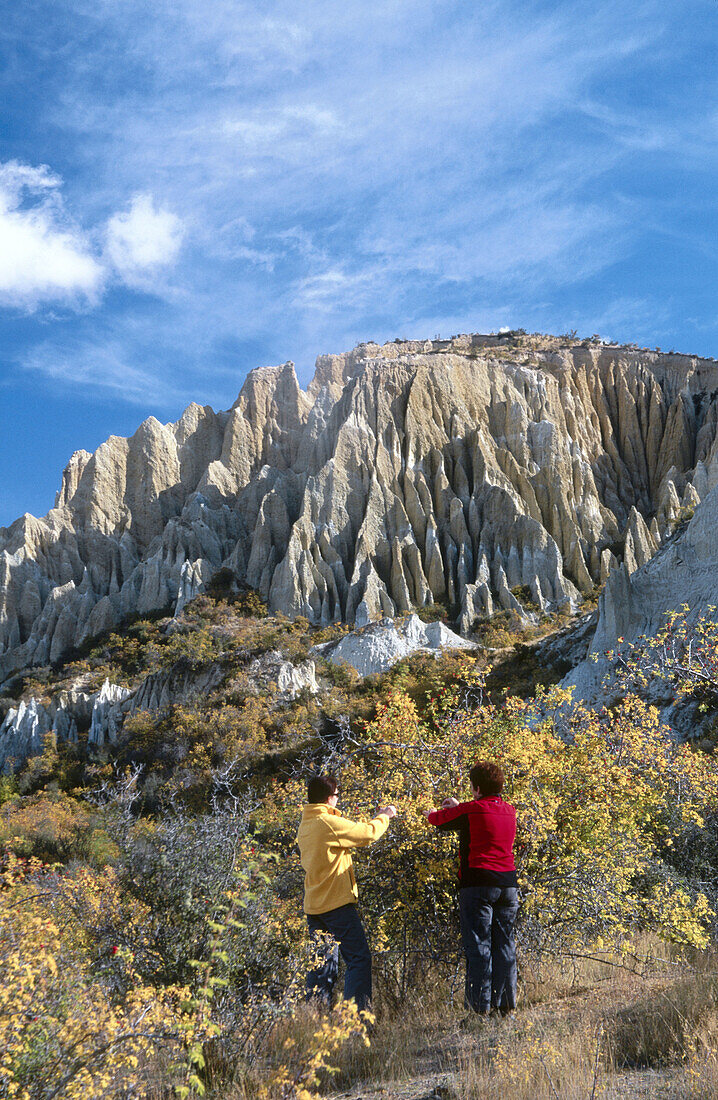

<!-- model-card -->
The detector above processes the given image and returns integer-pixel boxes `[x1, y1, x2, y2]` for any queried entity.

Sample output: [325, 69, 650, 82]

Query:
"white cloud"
[0, 164, 186, 310]
[0, 160, 61, 202]
[0, 160, 103, 308]
[106, 193, 184, 281]
[220, 104, 339, 145]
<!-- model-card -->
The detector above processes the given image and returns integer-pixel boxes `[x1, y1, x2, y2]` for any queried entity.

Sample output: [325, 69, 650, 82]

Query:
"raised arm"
[328, 806, 396, 849]
[424, 801, 467, 831]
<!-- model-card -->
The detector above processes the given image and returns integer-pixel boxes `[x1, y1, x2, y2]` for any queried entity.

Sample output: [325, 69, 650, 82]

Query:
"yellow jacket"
[296, 803, 390, 915]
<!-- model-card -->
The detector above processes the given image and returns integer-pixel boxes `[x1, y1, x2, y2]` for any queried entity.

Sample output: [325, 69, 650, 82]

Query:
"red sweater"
[428, 796, 517, 888]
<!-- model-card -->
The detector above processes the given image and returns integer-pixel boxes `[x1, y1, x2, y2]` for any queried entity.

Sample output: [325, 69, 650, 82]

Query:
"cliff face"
[565, 483, 718, 704]
[3, 332, 718, 687]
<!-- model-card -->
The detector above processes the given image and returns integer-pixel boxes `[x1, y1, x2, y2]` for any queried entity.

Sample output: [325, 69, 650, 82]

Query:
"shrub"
[312, 622, 350, 646]
[233, 587, 268, 618]
[0, 846, 341, 1099]
[671, 504, 696, 532]
[472, 610, 528, 648]
[0, 790, 115, 866]
[581, 584, 603, 611]
[610, 604, 718, 709]
[159, 627, 224, 670]
[115, 701, 273, 810]
[510, 584, 540, 613]
[0, 854, 191, 1099]
[264, 680, 718, 996]
[415, 602, 450, 623]
[485, 642, 563, 699]
[0, 774, 17, 805]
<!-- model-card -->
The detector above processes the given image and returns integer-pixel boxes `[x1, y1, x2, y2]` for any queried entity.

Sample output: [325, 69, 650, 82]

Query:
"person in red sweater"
[424, 760, 518, 1016]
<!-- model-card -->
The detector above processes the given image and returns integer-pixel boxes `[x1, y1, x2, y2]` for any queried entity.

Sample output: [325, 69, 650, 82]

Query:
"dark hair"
[469, 760, 504, 796]
[307, 773, 339, 804]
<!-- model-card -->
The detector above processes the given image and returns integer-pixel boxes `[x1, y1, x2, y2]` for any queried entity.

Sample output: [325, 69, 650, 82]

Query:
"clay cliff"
[565, 482, 718, 705]
[3, 331, 718, 688]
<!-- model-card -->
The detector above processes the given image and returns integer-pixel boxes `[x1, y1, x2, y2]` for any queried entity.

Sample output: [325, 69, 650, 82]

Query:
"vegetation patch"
[2, 599, 718, 1096]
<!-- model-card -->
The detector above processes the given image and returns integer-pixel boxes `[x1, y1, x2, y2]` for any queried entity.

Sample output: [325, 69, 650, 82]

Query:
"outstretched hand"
[423, 796, 459, 819]
[378, 805, 398, 819]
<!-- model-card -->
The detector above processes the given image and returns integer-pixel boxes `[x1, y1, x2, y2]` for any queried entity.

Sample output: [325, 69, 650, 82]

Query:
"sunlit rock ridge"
[2, 331, 718, 688]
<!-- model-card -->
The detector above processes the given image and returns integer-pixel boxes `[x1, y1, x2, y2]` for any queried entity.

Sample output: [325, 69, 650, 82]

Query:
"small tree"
[608, 604, 718, 713]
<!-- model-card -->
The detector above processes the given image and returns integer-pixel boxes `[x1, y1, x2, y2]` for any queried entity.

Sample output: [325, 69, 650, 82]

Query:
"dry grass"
[457, 1017, 607, 1100]
[610, 969, 718, 1068]
[202, 940, 718, 1099]
[686, 1052, 718, 1099]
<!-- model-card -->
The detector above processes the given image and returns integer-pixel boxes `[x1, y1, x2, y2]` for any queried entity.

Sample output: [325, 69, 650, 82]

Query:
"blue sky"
[1, 0, 717, 527]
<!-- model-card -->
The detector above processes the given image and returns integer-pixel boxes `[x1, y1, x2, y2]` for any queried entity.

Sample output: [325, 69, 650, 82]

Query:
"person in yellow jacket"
[296, 773, 397, 1010]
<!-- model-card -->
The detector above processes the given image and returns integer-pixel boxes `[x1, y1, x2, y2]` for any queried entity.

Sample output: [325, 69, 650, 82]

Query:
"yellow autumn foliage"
[0, 853, 193, 1099]
[263, 662, 718, 980]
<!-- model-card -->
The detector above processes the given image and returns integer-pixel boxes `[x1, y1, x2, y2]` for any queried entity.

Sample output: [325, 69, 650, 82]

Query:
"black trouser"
[306, 903, 372, 1011]
[459, 886, 519, 1014]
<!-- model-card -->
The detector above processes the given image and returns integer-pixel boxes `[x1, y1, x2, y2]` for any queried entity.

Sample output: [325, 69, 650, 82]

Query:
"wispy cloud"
[2, 0, 718, 417]
[21, 339, 178, 406]
[219, 105, 340, 148]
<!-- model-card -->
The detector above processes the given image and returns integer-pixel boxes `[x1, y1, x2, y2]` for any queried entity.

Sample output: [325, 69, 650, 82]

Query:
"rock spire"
[3, 332, 718, 686]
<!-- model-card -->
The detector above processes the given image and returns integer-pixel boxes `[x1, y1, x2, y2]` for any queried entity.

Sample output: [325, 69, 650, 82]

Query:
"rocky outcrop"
[623, 507, 658, 574]
[565, 484, 718, 704]
[276, 660, 319, 699]
[533, 611, 598, 676]
[241, 650, 320, 700]
[318, 613, 475, 677]
[0, 658, 230, 765]
[0, 678, 133, 767]
[87, 680, 132, 747]
[0, 698, 57, 766]
[175, 559, 212, 615]
[4, 334, 718, 686]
